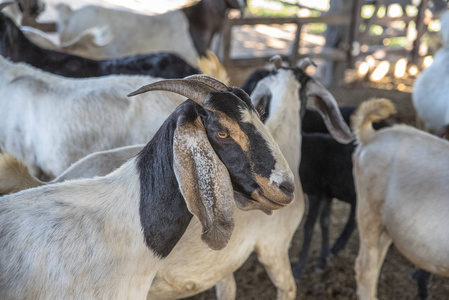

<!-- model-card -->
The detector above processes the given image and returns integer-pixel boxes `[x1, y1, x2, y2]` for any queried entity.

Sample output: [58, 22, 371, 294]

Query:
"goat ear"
[306, 79, 354, 144]
[173, 116, 234, 250]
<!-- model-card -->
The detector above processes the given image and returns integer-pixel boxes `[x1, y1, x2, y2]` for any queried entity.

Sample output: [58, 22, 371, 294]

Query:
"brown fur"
[351, 98, 396, 144]
[197, 50, 229, 85]
[0, 153, 42, 195]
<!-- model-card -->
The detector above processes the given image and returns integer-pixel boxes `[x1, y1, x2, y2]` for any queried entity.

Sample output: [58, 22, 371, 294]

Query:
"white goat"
[412, 11, 449, 131]
[0, 60, 353, 299]
[0, 77, 297, 300]
[352, 98, 449, 300]
[55, 0, 246, 66]
[0, 56, 185, 178]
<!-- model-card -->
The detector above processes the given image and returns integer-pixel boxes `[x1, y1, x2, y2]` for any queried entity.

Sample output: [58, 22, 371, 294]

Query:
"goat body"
[353, 99, 449, 300]
[55, 0, 245, 65]
[412, 11, 449, 131]
[0, 161, 158, 299]
[0, 57, 185, 177]
[0, 10, 199, 78]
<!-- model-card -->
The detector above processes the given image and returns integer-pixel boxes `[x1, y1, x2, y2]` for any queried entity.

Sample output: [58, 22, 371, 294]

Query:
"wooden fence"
[219, 0, 437, 73]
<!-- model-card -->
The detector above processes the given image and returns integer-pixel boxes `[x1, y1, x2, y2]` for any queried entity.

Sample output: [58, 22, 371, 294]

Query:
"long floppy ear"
[173, 116, 234, 250]
[306, 78, 354, 144]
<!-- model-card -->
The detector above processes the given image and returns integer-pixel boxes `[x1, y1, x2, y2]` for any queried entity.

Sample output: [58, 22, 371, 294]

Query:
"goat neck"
[182, 0, 229, 56]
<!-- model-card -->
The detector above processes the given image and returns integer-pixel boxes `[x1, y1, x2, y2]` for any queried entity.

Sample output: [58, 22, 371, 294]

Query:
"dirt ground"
[183, 73, 449, 300]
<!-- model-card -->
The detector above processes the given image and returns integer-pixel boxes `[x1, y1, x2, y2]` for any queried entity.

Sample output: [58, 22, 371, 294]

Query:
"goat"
[0, 58, 353, 299]
[55, 0, 247, 65]
[144, 59, 353, 300]
[412, 10, 449, 131]
[0, 56, 186, 178]
[0, 3, 200, 79]
[0, 76, 296, 300]
[292, 107, 389, 281]
[353, 98, 449, 300]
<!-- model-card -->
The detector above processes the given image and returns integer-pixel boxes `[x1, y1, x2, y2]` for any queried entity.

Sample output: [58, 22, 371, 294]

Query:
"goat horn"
[269, 55, 283, 69]
[298, 58, 317, 71]
[185, 75, 228, 91]
[127, 79, 216, 106]
[0, 1, 16, 11]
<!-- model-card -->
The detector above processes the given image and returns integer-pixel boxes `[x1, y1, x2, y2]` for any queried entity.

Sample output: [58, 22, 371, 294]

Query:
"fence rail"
[220, 0, 435, 82]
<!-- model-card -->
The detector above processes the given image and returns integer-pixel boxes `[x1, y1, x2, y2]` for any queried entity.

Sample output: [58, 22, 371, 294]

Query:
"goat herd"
[0, 0, 447, 299]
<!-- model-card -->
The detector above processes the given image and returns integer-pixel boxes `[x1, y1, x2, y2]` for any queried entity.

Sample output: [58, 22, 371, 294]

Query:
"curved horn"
[269, 55, 283, 70]
[298, 57, 317, 71]
[127, 79, 216, 105]
[185, 75, 228, 92]
[0, 1, 16, 11]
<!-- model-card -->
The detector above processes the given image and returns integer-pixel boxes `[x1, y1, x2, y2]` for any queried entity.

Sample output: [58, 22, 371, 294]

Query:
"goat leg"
[215, 273, 237, 300]
[355, 195, 392, 300]
[412, 268, 432, 300]
[316, 197, 333, 273]
[256, 244, 296, 300]
[292, 194, 322, 281]
[331, 200, 356, 256]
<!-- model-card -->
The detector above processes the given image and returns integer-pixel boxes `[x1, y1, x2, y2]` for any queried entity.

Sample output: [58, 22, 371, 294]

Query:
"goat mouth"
[233, 190, 285, 215]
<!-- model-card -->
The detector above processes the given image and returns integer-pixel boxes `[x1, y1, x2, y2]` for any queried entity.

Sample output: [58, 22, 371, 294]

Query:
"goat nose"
[279, 181, 295, 195]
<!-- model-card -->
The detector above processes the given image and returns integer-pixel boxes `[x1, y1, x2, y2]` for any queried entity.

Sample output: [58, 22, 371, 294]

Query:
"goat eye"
[217, 132, 229, 139]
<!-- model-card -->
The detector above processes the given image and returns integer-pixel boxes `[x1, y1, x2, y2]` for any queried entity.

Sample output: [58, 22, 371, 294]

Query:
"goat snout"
[279, 181, 295, 196]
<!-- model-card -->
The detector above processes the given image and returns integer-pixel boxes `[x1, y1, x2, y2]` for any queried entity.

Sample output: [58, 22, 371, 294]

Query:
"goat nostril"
[279, 181, 294, 195]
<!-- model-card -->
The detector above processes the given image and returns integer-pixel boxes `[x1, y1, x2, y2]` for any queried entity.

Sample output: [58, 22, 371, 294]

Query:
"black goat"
[292, 106, 389, 281]
[0, 7, 199, 79]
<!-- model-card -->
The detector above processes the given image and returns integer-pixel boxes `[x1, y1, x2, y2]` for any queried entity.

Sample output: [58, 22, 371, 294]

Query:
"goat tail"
[352, 98, 396, 144]
[198, 50, 230, 85]
[0, 153, 43, 195]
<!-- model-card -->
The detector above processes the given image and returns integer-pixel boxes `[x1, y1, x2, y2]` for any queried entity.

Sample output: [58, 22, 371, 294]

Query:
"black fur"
[183, 0, 247, 57]
[240, 69, 272, 95]
[137, 102, 196, 258]
[0, 12, 199, 79]
[205, 91, 276, 193]
[292, 107, 389, 281]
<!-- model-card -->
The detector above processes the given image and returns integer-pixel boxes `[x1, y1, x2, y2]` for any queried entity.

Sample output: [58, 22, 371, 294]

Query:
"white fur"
[22, 25, 113, 56]
[0, 57, 184, 177]
[412, 11, 449, 131]
[56, 4, 199, 66]
[0, 160, 158, 300]
[354, 124, 449, 300]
